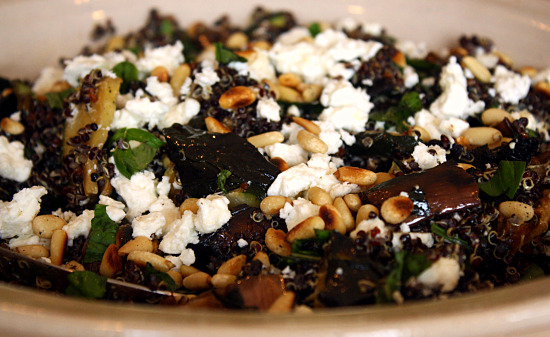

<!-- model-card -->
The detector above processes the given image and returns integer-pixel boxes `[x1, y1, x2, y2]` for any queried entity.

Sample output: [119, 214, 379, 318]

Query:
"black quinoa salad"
[1, 7, 550, 311]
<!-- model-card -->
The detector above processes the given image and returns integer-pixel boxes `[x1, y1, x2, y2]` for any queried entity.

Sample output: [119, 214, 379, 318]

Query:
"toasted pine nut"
[1, 117, 25, 135]
[455, 136, 470, 147]
[105, 36, 125, 52]
[356, 204, 379, 225]
[127, 251, 175, 272]
[461, 127, 502, 147]
[344, 194, 362, 213]
[449, 47, 468, 57]
[181, 264, 201, 277]
[307, 186, 333, 206]
[499, 201, 535, 224]
[205, 117, 231, 134]
[461, 56, 491, 83]
[457, 163, 475, 170]
[268, 291, 295, 313]
[297, 130, 328, 153]
[493, 51, 513, 67]
[252, 251, 270, 267]
[286, 216, 325, 242]
[50, 229, 67, 266]
[235, 49, 258, 61]
[16, 245, 49, 259]
[278, 73, 302, 88]
[64, 260, 85, 271]
[260, 196, 292, 216]
[334, 167, 377, 186]
[520, 66, 538, 78]
[320, 204, 346, 233]
[407, 126, 430, 142]
[225, 32, 249, 50]
[219, 86, 257, 110]
[263, 80, 280, 99]
[167, 270, 183, 288]
[265, 228, 292, 256]
[247, 131, 285, 148]
[374, 172, 393, 186]
[151, 66, 169, 83]
[250, 40, 271, 50]
[535, 81, 550, 98]
[299, 84, 323, 103]
[481, 108, 513, 126]
[333, 197, 354, 232]
[217, 255, 247, 276]
[183, 272, 212, 291]
[392, 51, 406, 68]
[170, 63, 191, 96]
[292, 116, 321, 135]
[380, 196, 414, 224]
[211, 273, 237, 288]
[278, 85, 303, 103]
[118, 236, 154, 256]
[100, 244, 122, 278]
[32, 214, 66, 239]
[270, 157, 289, 172]
[180, 198, 199, 214]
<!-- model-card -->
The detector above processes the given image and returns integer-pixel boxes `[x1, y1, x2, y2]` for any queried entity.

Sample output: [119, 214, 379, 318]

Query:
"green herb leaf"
[291, 229, 331, 257]
[144, 263, 178, 291]
[83, 205, 119, 263]
[309, 22, 321, 37]
[378, 251, 431, 303]
[112, 61, 139, 94]
[66, 270, 107, 299]
[370, 92, 421, 132]
[214, 42, 247, 64]
[45, 88, 74, 109]
[478, 160, 526, 199]
[430, 223, 470, 249]
[268, 13, 287, 27]
[217, 169, 232, 194]
[159, 19, 174, 38]
[124, 128, 165, 148]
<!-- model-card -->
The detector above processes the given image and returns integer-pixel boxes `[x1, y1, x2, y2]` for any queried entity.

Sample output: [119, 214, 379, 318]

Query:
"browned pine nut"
[180, 198, 199, 214]
[225, 32, 249, 50]
[493, 51, 513, 67]
[170, 63, 191, 95]
[1, 117, 25, 135]
[127, 251, 175, 272]
[260, 196, 292, 216]
[181, 264, 201, 277]
[235, 49, 258, 61]
[333, 197, 354, 232]
[100, 244, 122, 278]
[183, 272, 212, 291]
[392, 51, 406, 68]
[151, 66, 169, 82]
[334, 167, 377, 186]
[205, 117, 231, 133]
[247, 131, 285, 148]
[307, 186, 333, 206]
[344, 194, 362, 213]
[481, 108, 512, 126]
[50, 229, 67, 266]
[32, 214, 66, 239]
[278, 73, 302, 88]
[268, 291, 295, 313]
[16, 245, 49, 259]
[356, 204, 380, 225]
[319, 204, 346, 233]
[64, 260, 85, 271]
[520, 66, 537, 78]
[292, 116, 321, 135]
[265, 228, 292, 256]
[461, 127, 502, 147]
[286, 216, 325, 242]
[298, 84, 323, 103]
[211, 273, 237, 288]
[461, 56, 491, 83]
[498, 201, 535, 224]
[270, 157, 289, 172]
[380, 196, 414, 224]
[278, 85, 303, 103]
[118, 236, 154, 256]
[297, 130, 328, 153]
[219, 86, 257, 110]
[217, 254, 247, 276]
[252, 251, 270, 267]
[167, 270, 183, 288]
[407, 126, 430, 142]
[105, 36, 125, 52]
[374, 172, 393, 186]
[535, 81, 550, 98]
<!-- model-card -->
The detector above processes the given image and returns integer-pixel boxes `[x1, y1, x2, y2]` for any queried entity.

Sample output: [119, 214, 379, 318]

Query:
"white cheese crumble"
[111, 170, 158, 220]
[350, 217, 388, 239]
[111, 89, 170, 130]
[99, 195, 126, 223]
[237, 238, 249, 247]
[136, 41, 184, 76]
[63, 51, 129, 87]
[411, 143, 447, 170]
[194, 195, 231, 234]
[403, 66, 419, 88]
[159, 211, 199, 254]
[131, 212, 166, 238]
[0, 186, 47, 239]
[395, 40, 428, 59]
[279, 198, 320, 231]
[263, 143, 308, 167]
[429, 57, 469, 119]
[145, 76, 177, 106]
[392, 232, 434, 251]
[532, 67, 550, 84]
[0, 136, 33, 182]
[417, 257, 461, 293]
[411, 109, 469, 140]
[32, 66, 64, 95]
[256, 97, 281, 122]
[62, 209, 95, 246]
[194, 59, 220, 94]
[158, 98, 201, 129]
[492, 65, 531, 104]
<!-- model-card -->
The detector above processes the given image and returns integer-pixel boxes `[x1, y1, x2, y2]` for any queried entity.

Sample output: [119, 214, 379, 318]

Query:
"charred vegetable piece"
[318, 232, 389, 307]
[0, 77, 18, 118]
[351, 131, 418, 158]
[223, 274, 286, 310]
[360, 162, 480, 226]
[163, 124, 279, 198]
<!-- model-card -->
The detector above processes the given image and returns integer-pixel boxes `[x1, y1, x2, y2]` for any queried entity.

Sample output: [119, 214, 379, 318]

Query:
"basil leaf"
[478, 160, 526, 199]
[110, 128, 165, 178]
[83, 205, 118, 263]
[124, 128, 165, 148]
[145, 262, 178, 291]
[291, 229, 331, 257]
[112, 61, 138, 93]
[430, 223, 470, 249]
[309, 22, 321, 37]
[370, 92, 421, 132]
[378, 251, 431, 303]
[45, 88, 74, 109]
[159, 19, 174, 38]
[66, 271, 107, 299]
[214, 42, 247, 64]
[217, 169, 232, 194]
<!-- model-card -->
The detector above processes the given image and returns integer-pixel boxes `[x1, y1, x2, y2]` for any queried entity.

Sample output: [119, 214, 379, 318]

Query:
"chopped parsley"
[478, 160, 526, 199]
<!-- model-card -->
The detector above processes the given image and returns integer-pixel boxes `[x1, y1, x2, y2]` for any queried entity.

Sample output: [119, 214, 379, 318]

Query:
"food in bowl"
[1, 7, 550, 311]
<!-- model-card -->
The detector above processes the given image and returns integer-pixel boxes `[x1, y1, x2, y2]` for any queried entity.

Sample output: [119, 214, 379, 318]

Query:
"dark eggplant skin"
[360, 162, 480, 226]
[162, 124, 279, 198]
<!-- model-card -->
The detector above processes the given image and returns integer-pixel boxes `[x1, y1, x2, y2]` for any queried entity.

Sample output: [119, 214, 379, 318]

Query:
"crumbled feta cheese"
[350, 217, 387, 239]
[136, 41, 184, 76]
[0, 186, 47, 239]
[63, 51, 127, 87]
[0, 136, 33, 182]
[532, 67, 550, 84]
[194, 195, 231, 234]
[412, 143, 447, 170]
[417, 257, 461, 293]
[237, 238, 249, 247]
[32, 66, 64, 95]
[149, 196, 181, 231]
[99, 195, 126, 223]
[279, 198, 320, 231]
[511, 110, 550, 140]
[159, 211, 199, 254]
[178, 248, 196, 266]
[319, 79, 373, 132]
[63, 209, 94, 245]
[476, 52, 499, 69]
[392, 232, 434, 251]
[438, 117, 470, 139]
[403, 66, 419, 88]
[52, 209, 77, 223]
[263, 143, 308, 167]
[132, 212, 166, 238]
[111, 170, 158, 219]
[112, 90, 170, 130]
[194, 59, 220, 93]
[412, 109, 470, 140]
[430, 57, 469, 119]
[492, 65, 531, 104]
[242, 48, 277, 82]
[256, 97, 281, 122]
[8, 234, 42, 249]
[395, 40, 428, 59]
[158, 98, 201, 129]
[145, 76, 177, 106]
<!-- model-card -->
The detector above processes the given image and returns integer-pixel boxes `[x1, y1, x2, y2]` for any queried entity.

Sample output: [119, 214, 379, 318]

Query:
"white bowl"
[1, 1, 550, 336]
